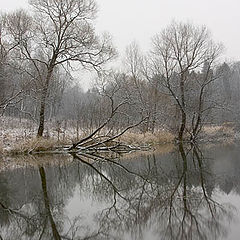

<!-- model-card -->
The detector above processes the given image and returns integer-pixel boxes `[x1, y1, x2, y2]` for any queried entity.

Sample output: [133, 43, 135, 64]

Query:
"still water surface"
[0, 144, 240, 240]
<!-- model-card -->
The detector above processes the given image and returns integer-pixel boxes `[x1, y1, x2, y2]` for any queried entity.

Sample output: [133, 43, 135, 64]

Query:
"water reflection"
[0, 144, 239, 239]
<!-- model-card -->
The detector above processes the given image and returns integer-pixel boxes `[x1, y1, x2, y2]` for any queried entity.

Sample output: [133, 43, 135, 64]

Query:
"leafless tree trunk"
[6, 0, 116, 137]
[150, 22, 223, 142]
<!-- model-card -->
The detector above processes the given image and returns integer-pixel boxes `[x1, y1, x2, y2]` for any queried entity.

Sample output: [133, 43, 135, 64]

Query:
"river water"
[0, 143, 240, 240]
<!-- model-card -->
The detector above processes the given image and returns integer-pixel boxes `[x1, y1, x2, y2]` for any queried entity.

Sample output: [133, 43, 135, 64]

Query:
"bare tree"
[68, 73, 148, 151]
[125, 42, 172, 133]
[0, 13, 23, 115]
[6, 0, 116, 137]
[150, 22, 223, 142]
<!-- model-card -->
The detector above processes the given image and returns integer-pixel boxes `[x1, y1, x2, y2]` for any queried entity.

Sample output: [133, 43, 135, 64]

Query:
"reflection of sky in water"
[64, 185, 107, 237]
[62, 183, 240, 240]
[218, 192, 240, 240]
[1, 144, 240, 239]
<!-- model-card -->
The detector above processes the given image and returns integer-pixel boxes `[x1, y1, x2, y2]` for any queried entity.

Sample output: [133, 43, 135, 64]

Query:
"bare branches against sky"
[1, 0, 240, 59]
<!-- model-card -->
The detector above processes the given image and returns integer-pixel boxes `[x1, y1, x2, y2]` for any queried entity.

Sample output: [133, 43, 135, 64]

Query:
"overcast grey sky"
[1, 0, 240, 60]
[1, 0, 240, 89]
[96, 0, 240, 61]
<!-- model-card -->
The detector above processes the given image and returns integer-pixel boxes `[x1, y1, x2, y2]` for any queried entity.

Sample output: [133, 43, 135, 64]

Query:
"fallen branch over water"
[30, 142, 151, 155]
[2, 115, 158, 156]
[68, 117, 149, 151]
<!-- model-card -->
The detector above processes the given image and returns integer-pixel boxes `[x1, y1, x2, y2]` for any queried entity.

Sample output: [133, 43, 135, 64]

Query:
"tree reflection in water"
[0, 144, 236, 240]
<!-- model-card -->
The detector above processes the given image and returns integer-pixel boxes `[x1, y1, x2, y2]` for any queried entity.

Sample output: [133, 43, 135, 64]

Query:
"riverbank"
[0, 117, 239, 155]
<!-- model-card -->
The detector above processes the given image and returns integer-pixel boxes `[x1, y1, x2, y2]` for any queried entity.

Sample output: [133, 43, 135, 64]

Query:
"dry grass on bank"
[1, 116, 238, 156]
[8, 138, 61, 155]
[120, 130, 175, 146]
[0, 143, 3, 155]
[201, 123, 235, 143]
[203, 124, 234, 135]
[1, 130, 175, 155]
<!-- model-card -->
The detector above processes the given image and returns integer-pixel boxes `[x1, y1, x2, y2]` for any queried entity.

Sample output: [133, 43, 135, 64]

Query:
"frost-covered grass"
[0, 116, 80, 142]
[0, 117, 175, 152]
[0, 117, 238, 155]
[0, 117, 76, 154]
